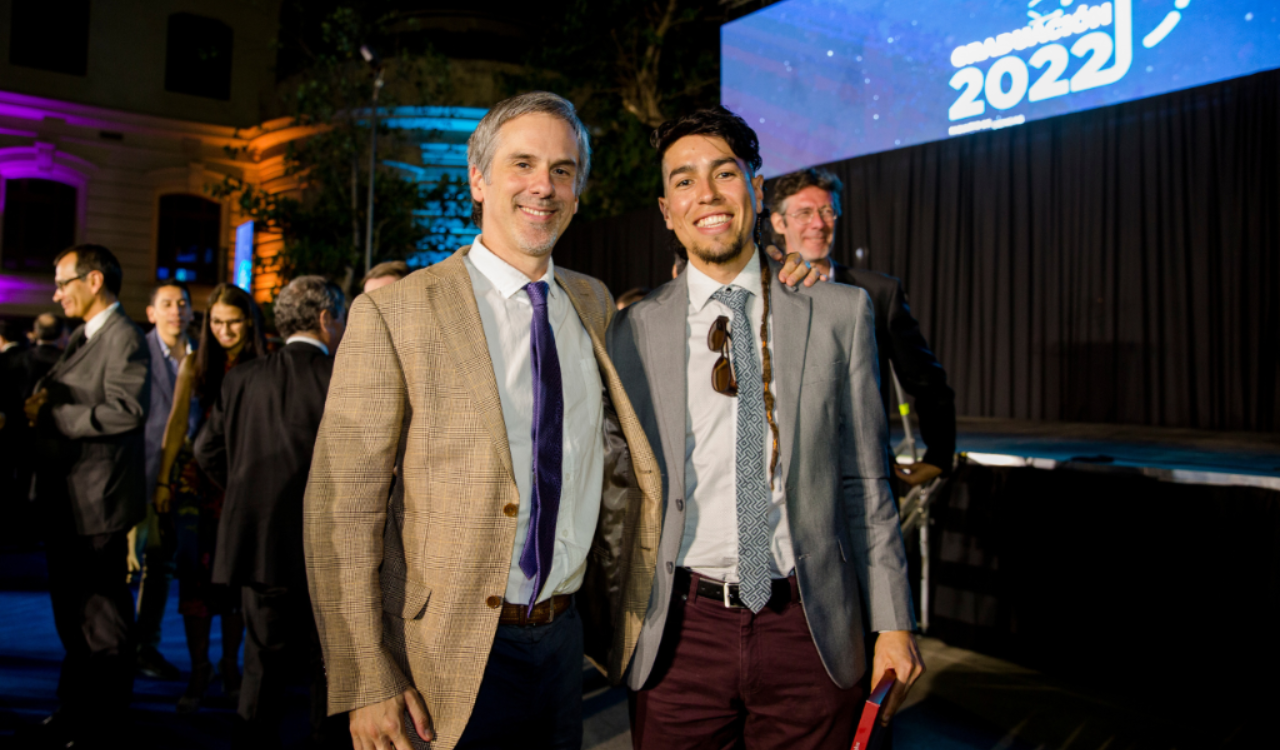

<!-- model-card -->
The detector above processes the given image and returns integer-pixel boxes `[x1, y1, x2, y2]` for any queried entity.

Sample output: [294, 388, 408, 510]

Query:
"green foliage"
[510, 0, 732, 220]
[213, 2, 456, 296]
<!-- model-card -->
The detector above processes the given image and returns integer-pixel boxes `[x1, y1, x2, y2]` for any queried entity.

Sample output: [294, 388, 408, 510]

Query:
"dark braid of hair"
[754, 213, 781, 483]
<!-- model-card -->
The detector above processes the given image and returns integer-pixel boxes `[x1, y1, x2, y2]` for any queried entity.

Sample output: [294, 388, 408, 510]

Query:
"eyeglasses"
[707, 315, 738, 397]
[786, 206, 838, 224]
[54, 275, 85, 291]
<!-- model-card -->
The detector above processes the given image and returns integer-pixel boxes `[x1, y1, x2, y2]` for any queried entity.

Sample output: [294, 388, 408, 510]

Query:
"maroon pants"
[629, 572, 865, 750]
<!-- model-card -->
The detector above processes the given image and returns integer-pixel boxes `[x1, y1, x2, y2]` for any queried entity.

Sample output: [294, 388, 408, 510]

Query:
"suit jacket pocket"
[382, 575, 431, 621]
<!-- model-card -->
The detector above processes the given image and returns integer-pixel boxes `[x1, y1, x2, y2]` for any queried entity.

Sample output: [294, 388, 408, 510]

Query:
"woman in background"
[154, 283, 265, 713]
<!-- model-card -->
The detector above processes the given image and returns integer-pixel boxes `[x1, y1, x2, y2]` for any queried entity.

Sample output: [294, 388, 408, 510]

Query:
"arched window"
[1, 178, 77, 271]
[156, 194, 221, 284]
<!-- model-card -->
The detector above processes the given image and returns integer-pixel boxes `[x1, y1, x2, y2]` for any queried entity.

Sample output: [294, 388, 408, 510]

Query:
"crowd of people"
[0, 92, 957, 750]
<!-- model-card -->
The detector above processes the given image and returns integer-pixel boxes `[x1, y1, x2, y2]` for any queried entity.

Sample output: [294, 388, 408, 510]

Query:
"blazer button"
[675, 498, 684, 512]
[666, 561, 674, 574]
[502, 504, 518, 517]
[486, 596, 503, 609]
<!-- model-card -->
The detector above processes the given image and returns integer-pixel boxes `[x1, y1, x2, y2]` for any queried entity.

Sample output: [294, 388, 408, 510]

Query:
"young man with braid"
[607, 106, 924, 749]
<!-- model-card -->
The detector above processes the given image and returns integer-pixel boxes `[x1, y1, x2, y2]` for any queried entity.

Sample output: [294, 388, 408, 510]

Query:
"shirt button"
[675, 498, 685, 512]
[503, 504, 518, 517]
[486, 596, 503, 609]
[666, 561, 674, 574]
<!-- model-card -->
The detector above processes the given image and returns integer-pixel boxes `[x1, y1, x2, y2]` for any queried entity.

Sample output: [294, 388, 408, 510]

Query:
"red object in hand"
[850, 669, 896, 750]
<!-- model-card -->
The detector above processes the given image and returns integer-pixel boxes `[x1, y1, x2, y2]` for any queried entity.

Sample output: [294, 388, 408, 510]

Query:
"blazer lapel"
[631, 278, 689, 491]
[51, 309, 120, 377]
[768, 270, 811, 489]
[431, 248, 515, 483]
[553, 271, 605, 342]
[148, 330, 176, 406]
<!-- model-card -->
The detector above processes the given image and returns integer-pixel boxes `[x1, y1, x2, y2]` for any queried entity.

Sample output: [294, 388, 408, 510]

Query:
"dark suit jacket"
[23, 343, 64, 397]
[830, 262, 956, 470]
[34, 308, 150, 535]
[0, 344, 26, 443]
[144, 329, 200, 491]
[196, 341, 333, 588]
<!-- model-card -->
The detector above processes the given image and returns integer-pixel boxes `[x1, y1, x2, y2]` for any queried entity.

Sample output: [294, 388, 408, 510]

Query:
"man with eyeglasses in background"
[768, 168, 956, 488]
[23, 244, 150, 747]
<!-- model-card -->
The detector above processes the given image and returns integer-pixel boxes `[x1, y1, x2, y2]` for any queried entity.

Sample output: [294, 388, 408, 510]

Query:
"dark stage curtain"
[555, 69, 1280, 432]
[926, 460, 1280, 743]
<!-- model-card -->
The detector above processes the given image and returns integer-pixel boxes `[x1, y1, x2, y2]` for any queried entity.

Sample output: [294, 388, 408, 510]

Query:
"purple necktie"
[518, 281, 564, 612]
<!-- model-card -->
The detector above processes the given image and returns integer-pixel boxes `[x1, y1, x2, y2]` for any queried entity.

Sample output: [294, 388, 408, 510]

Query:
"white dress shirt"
[464, 236, 605, 605]
[285, 333, 329, 356]
[84, 302, 121, 340]
[679, 251, 795, 582]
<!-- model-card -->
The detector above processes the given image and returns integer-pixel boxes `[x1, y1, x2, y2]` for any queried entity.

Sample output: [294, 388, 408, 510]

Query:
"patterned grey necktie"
[711, 285, 772, 613]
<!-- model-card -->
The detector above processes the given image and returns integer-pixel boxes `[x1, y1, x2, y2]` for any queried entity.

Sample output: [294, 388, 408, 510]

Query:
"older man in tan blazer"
[304, 92, 664, 750]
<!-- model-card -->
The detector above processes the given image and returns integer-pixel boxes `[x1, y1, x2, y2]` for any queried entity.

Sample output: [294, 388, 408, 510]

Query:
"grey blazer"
[607, 260, 916, 691]
[35, 308, 150, 536]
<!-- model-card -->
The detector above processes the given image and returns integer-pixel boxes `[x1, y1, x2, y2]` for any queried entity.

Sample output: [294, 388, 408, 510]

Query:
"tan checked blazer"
[303, 246, 662, 749]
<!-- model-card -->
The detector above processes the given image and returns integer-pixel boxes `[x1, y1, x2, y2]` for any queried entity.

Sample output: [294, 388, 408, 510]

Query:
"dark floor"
[3, 548, 1265, 750]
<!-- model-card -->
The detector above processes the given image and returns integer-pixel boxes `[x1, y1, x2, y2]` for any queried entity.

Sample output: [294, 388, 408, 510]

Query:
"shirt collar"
[468, 235, 560, 301]
[286, 334, 329, 356]
[84, 302, 121, 340]
[686, 248, 763, 313]
[156, 333, 192, 361]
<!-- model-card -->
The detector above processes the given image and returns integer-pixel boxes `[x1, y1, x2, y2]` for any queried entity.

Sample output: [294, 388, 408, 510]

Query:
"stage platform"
[905, 417, 1280, 490]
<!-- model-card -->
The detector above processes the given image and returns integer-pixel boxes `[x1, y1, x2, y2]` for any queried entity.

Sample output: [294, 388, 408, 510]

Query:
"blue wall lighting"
[234, 220, 254, 292]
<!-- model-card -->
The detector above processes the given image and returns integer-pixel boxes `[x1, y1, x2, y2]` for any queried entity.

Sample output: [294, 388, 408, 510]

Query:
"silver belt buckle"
[723, 581, 732, 608]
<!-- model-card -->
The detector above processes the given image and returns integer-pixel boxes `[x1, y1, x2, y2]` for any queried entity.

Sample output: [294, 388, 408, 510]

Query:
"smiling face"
[52, 252, 102, 320]
[146, 285, 194, 345]
[469, 112, 580, 269]
[770, 185, 838, 263]
[658, 134, 765, 270]
[208, 301, 247, 354]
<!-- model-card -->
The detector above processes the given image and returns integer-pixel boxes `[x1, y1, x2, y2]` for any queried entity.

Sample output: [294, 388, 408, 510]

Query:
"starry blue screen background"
[723, 0, 1280, 176]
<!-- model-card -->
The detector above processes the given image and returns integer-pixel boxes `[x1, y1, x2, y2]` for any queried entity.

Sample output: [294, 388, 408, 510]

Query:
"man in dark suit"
[768, 168, 956, 485]
[0, 319, 27, 500]
[132, 281, 198, 680]
[23, 244, 150, 743]
[5, 315, 66, 512]
[196, 275, 345, 745]
[24, 314, 68, 391]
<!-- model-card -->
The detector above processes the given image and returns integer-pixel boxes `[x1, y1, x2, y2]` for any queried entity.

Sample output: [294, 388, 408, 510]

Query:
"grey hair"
[273, 276, 346, 339]
[466, 91, 592, 227]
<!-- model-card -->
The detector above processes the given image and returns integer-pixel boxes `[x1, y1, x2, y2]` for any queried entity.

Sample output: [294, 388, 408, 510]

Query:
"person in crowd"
[609, 107, 923, 749]
[0, 320, 26, 485]
[195, 276, 345, 746]
[129, 281, 198, 684]
[153, 283, 264, 713]
[616, 287, 651, 309]
[5, 315, 66, 508]
[304, 91, 816, 750]
[303, 91, 661, 750]
[360, 260, 409, 294]
[24, 314, 67, 388]
[769, 168, 956, 485]
[22, 245, 150, 745]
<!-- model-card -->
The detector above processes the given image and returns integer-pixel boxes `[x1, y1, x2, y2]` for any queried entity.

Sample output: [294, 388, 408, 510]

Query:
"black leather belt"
[674, 568, 797, 609]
